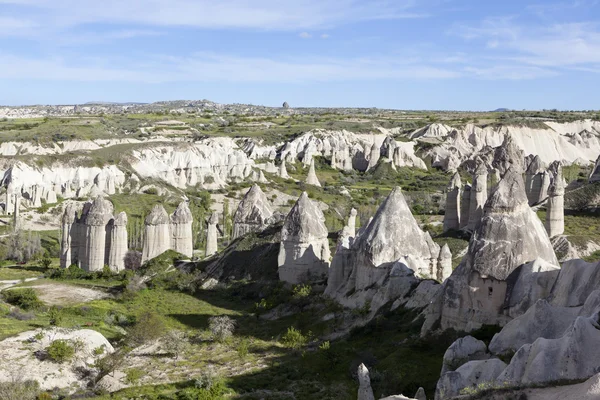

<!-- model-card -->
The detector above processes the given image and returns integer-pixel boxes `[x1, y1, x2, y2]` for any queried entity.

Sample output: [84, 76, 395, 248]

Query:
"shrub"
[125, 367, 145, 384]
[127, 312, 166, 347]
[0, 380, 40, 400]
[208, 315, 235, 342]
[281, 327, 308, 350]
[124, 250, 142, 271]
[161, 330, 190, 359]
[46, 339, 75, 363]
[236, 338, 249, 359]
[48, 306, 63, 326]
[6, 229, 43, 263]
[194, 366, 217, 390]
[292, 284, 312, 299]
[143, 188, 158, 195]
[7, 308, 35, 320]
[3, 289, 43, 310]
[40, 257, 52, 269]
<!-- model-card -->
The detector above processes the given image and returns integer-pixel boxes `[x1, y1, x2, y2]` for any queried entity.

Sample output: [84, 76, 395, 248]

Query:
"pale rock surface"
[549, 258, 600, 307]
[441, 336, 489, 375]
[170, 201, 193, 258]
[60, 203, 80, 268]
[367, 142, 381, 170]
[589, 154, 600, 182]
[0, 328, 113, 392]
[545, 162, 565, 237]
[414, 387, 426, 400]
[525, 155, 549, 205]
[326, 187, 441, 312]
[107, 211, 128, 271]
[206, 211, 219, 257]
[467, 162, 487, 231]
[357, 363, 375, 400]
[438, 170, 558, 331]
[81, 196, 114, 272]
[437, 244, 452, 282]
[443, 172, 461, 232]
[497, 313, 600, 386]
[305, 158, 321, 187]
[410, 123, 453, 139]
[142, 205, 171, 263]
[232, 184, 274, 239]
[488, 299, 579, 355]
[459, 183, 471, 229]
[278, 192, 330, 283]
[503, 258, 560, 318]
[435, 359, 507, 400]
[279, 160, 290, 179]
[338, 208, 358, 249]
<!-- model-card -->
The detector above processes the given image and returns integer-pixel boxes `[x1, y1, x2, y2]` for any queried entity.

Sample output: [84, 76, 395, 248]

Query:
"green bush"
[280, 327, 308, 350]
[236, 338, 249, 359]
[48, 306, 63, 326]
[125, 367, 145, 384]
[3, 288, 43, 310]
[0, 380, 40, 400]
[292, 284, 312, 299]
[46, 339, 75, 363]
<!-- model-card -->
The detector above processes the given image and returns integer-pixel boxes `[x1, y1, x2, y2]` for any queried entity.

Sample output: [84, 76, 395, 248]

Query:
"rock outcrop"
[459, 183, 471, 229]
[545, 162, 565, 237]
[142, 205, 171, 263]
[80, 196, 114, 272]
[338, 208, 358, 249]
[305, 158, 321, 187]
[443, 173, 462, 232]
[437, 244, 452, 282]
[326, 187, 442, 312]
[467, 163, 487, 231]
[206, 211, 219, 257]
[435, 358, 507, 400]
[232, 185, 274, 239]
[60, 203, 80, 268]
[357, 363, 375, 400]
[279, 161, 290, 179]
[278, 192, 330, 284]
[525, 155, 549, 205]
[435, 169, 558, 332]
[170, 201, 193, 258]
[107, 212, 128, 271]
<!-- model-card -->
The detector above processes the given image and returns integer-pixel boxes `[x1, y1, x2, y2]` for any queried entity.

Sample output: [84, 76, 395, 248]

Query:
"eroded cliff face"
[437, 170, 558, 332]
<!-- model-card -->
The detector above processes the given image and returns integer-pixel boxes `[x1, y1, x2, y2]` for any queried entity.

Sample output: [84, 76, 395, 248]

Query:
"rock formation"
[305, 158, 321, 187]
[443, 172, 461, 232]
[589, 154, 600, 182]
[80, 196, 114, 272]
[459, 183, 471, 229]
[206, 211, 219, 257]
[357, 364, 375, 400]
[338, 208, 358, 249]
[545, 162, 565, 237]
[467, 162, 487, 231]
[434, 169, 558, 332]
[107, 212, 128, 271]
[492, 135, 525, 176]
[436, 358, 507, 399]
[437, 244, 452, 282]
[367, 142, 380, 170]
[525, 155, 549, 205]
[278, 192, 330, 284]
[326, 187, 442, 312]
[170, 201, 193, 258]
[279, 161, 290, 179]
[232, 185, 274, 239]
[60, 203, 79, 268]
[142, 205, 171, 263]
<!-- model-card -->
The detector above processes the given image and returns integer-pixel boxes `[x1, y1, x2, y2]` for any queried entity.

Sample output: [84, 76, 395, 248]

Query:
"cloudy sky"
[1, 0, 599, 109]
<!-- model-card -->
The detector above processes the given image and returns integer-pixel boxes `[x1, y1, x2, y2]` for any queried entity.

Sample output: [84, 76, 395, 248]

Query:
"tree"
[6, 229, 42, 263]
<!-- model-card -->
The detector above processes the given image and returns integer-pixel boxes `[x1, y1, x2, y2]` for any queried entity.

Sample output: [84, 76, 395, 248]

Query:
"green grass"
[0, 265, 45, 280]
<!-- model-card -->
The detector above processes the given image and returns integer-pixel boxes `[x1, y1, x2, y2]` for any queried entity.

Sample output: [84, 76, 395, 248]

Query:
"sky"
[1, 0, 600, 110]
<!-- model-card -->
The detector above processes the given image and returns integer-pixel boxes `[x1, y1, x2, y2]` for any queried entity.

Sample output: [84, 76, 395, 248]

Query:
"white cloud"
[0, 0, 426, 37]
[464, 65, 558, 80]
[321, 33, 330, 39]
[0, 51, 460, 83]
[299, 32, 312, 39]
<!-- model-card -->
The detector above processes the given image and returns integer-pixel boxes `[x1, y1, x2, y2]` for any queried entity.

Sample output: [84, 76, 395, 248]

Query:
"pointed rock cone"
[233, 184, 273, 239]
[492, 135, 525, 176]
[459, 182, 471, 229]
[367, 142, 380, 171]
[60, 203, 79, 268]
[357, 364, 375, 400]
[437, 243, 452, 282]
[278, 192, 329, 283]
[443, 172, 462, 232]
[142, 205, 171, 263]
[81, 196, 114, 272]
[170, 201, 194, 258]
[467, 162, 488, 231]
[108, 212, 128, 272]
[205, 211, 219, 257]
[545, 162, 565, 237]
[305, 159, 321, 187]
[589, 154, 600, 183]
[439, 168, 558, 332]
[279, 161, 290, 179]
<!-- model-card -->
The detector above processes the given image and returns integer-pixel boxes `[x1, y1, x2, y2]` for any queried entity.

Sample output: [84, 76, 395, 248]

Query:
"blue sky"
[1, 0, 599, 110]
